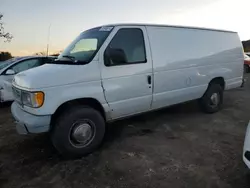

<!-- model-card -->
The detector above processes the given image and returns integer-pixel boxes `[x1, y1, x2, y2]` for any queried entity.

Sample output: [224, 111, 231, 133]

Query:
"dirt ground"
[1, 77, 250, 188]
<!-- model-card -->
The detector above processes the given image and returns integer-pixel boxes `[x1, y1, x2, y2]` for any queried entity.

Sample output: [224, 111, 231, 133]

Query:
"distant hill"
[242, 40, 250, 52]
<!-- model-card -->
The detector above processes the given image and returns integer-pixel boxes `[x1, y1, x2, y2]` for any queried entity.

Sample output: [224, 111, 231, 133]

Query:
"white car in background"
[0, 56, 55, 103]
[243, 122, 250, 169]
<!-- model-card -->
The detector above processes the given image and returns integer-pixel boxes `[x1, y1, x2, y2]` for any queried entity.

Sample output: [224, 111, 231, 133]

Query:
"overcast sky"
[0, 0, 249, 56]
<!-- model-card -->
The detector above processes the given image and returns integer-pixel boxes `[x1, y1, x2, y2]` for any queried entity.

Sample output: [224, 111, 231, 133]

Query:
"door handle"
[147, 75, 152, 85]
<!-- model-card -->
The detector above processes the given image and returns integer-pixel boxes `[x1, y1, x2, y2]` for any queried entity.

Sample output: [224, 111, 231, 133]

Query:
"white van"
[11, 24, 244, 157]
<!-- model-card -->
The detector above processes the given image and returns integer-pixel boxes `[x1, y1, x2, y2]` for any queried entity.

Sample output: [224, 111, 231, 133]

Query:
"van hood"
[13, 62, 100, 90]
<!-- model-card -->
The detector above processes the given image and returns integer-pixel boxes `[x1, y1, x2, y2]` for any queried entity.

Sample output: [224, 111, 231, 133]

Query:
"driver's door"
[99, 26, 153, 119]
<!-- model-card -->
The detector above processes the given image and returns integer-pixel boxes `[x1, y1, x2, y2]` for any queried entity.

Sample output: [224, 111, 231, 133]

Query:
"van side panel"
[146, 26, 243, 109]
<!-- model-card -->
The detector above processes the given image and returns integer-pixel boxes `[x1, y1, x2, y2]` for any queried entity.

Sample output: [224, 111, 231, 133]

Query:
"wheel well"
[209, 77, 225, 90]
[51, 98, 106, 128]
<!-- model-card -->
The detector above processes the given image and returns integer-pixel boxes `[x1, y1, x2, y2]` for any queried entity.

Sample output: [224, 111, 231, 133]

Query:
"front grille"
[12, 86, 22, 104]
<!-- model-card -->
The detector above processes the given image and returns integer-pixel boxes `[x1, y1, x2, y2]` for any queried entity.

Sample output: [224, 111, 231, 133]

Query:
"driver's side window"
[10, 58, 41, 74]
[104, 28, 147, 66]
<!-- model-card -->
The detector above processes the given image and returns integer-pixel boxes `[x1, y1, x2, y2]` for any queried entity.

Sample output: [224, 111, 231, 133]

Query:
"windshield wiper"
[53, 55, 89, 65]
[62, 55, 76, 62]
[62, 56, 90, 64]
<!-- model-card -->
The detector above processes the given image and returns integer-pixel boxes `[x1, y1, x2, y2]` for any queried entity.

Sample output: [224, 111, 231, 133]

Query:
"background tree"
[0, 14, 13, 42]
[34, 51, 47, 56]
[50, 50, 62, 57]
[34, 51, 61, 57]
[50, 53, 60, 57]
[0, 51, 12, 61]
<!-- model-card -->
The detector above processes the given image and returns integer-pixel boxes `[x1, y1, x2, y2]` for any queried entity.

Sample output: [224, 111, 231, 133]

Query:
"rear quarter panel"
[146, 26, 243, 109]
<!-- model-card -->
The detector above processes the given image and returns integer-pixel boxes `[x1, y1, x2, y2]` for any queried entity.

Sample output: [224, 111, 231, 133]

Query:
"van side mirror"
[105, 48, 127, 66]
[5, 69, 15, 75]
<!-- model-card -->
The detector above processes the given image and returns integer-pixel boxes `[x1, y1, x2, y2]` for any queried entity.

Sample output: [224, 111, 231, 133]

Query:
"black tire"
[244, 64, 249, 73]
[199, 84, 223, 114]
[51, 105, 105, 158]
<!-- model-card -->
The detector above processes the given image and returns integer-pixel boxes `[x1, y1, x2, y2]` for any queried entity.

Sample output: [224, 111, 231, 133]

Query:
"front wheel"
[199, 84, 223, 113]
[51, 105, 105, 158]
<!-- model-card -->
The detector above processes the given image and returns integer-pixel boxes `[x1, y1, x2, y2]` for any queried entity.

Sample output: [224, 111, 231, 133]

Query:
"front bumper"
[11, 102, 51, 134]
[243, 121, 250, 169]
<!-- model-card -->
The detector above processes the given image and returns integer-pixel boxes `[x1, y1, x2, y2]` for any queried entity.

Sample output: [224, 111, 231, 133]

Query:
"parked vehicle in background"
[0, 56, 55, 103]
[243, 122, 250, 169]
[244, 54, 250, 73]
[245, 52, 250, 57]
[11, 24, 244, 158]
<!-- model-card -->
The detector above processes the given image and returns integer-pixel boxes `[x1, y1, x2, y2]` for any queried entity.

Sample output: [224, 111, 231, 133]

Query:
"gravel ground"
[0, 76, 250, 188]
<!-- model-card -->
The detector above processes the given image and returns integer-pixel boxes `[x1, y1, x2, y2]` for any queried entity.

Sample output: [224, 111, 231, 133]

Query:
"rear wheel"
[199, 84, 223, 113]
[51, 105, 105, 158]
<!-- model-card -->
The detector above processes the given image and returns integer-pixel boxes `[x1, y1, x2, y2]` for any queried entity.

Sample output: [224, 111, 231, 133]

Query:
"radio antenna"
[46, 24, 51, 56]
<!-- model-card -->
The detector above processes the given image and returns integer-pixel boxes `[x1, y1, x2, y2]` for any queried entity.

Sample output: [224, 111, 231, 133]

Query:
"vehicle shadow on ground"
[102, 100, 200, 149]
[0, 102, 12, 108]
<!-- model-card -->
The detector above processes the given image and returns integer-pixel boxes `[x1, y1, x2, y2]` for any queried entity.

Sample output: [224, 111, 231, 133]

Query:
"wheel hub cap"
[211, 93, 219, 106]
[72, 123, 92, 143]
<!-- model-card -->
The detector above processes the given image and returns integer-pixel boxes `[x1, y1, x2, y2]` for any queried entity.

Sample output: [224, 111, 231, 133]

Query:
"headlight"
[22, 91, 44, 108]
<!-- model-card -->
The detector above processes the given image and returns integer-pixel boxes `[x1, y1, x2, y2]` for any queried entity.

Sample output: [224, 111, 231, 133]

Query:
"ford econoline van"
[11, 24, 244, 157]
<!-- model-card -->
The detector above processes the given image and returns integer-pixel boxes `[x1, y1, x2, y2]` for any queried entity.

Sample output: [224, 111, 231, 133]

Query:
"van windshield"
[57, 26, 113, 64]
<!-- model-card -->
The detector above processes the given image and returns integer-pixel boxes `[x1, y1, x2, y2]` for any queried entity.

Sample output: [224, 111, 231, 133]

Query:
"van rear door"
[99, 26, 153, 119]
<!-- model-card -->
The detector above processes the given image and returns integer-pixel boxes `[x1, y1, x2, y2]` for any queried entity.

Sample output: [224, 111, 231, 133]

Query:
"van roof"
[101, 23, 236, 33]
